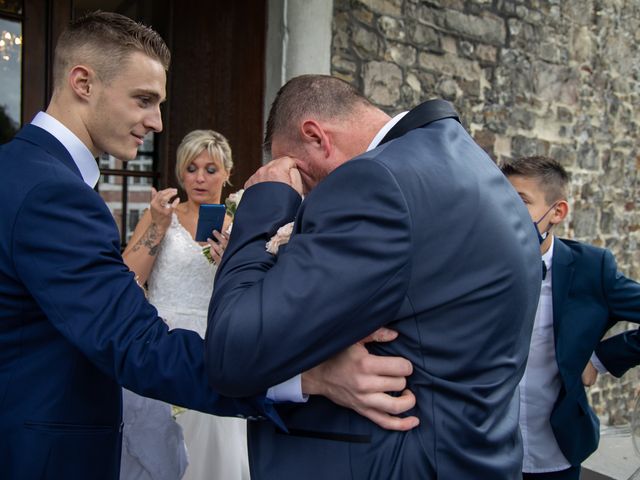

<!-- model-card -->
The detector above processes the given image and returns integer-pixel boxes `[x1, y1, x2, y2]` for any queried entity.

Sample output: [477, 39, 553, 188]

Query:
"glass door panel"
[0, 14, 21, 142]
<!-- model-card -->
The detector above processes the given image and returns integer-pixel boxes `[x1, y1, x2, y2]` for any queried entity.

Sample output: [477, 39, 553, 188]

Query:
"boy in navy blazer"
[502, 156, 640, 480]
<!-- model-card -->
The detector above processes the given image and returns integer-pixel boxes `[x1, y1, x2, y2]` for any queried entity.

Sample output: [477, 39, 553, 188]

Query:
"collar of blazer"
[551, 238, 576, 359]
[15, 124, 83, 180]
[379, 99, 460, 146]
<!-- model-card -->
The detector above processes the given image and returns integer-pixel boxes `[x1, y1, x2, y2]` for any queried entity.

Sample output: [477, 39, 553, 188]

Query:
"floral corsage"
[266, 222, 294, 255]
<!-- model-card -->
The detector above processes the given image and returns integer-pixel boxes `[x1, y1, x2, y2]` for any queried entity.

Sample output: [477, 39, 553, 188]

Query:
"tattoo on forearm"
[131, 223, 161, 256]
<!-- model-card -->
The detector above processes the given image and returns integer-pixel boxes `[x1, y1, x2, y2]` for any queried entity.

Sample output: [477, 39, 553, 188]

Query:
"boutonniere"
[266, 222, 294, 255]
[224, 189, 244, 218]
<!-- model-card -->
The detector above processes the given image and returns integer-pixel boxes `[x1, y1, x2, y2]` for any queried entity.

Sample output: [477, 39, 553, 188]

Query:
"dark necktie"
[542, 261, 547, 280]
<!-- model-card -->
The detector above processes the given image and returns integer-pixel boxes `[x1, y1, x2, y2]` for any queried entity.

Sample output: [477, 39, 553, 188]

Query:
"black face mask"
[533, 203, 557, 245]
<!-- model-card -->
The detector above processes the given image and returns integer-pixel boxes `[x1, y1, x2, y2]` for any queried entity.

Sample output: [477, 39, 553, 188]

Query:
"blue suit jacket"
[0, 125, 280, 480]
[549, 238, 640, 465]
[206, 102, 542, 479]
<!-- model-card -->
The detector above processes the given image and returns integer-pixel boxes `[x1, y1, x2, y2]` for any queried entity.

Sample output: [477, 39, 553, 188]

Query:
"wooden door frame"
[20, 0, 267, 193]
[21, 0, 71, 125]
[164, 0, 267, 196]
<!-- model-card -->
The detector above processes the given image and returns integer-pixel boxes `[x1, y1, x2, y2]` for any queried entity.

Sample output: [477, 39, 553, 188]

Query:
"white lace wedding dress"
[121, 213, 249, 480]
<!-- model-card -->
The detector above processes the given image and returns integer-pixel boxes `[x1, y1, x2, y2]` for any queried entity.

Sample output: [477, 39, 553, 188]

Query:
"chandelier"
[0, 30, 21, 62]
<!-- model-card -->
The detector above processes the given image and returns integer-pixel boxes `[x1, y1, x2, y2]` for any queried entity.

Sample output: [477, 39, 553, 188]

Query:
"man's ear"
[300, 119, 332, 158]
[68, 65, 96, 100]
[550, 200, 569, 225]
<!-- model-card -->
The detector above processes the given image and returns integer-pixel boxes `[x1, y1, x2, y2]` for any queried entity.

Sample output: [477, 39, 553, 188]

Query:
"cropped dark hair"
[53, 10, 170, 88]
[264, 74, 371, 155]
[500, 156, 569, 203]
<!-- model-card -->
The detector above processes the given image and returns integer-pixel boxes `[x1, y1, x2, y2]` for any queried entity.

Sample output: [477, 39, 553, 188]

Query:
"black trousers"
[523, 465, 581, 480]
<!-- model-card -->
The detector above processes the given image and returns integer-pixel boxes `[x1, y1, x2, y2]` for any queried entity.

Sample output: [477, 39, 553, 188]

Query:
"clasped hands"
[245, 156, 304, 195]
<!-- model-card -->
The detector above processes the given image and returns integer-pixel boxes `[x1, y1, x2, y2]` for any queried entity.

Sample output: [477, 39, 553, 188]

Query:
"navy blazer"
[206, 102, 542, 479]
[0, 125, 280, 480]
[549, 238, 640, 465]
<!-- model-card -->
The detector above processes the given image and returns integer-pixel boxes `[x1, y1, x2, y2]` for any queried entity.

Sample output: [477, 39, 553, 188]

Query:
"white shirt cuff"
[590, 352, 608, 374]
[266, 374, 309, 403]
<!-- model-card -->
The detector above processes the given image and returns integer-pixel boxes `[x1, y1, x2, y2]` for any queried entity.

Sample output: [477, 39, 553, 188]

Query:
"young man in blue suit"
[502, 156, 640, 480]
[0, 12, 417, 479]
[206, 75, 542, 479]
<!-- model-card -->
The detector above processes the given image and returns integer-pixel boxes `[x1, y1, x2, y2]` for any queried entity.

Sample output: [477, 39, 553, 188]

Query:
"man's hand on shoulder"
[301, 328, 420, 431]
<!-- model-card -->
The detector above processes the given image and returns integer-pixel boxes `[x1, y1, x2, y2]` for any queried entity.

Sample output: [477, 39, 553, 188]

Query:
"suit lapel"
[379, 99, 460, 146]
[15, 124, 83, 180]
[552, 238, 575, 350]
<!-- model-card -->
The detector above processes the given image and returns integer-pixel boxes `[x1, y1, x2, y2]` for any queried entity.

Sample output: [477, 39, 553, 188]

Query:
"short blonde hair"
[53, 11, 170, 89]
[175, 130, 233, 188]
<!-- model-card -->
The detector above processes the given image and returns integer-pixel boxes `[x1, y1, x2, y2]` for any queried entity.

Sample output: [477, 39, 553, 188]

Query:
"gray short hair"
[264, 74, 371, 155]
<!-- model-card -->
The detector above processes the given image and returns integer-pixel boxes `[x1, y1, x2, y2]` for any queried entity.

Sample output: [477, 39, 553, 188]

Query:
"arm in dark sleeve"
[206, 160, 413, 397]
[12, 179, 283, 426]
[594, 249, 640, 377]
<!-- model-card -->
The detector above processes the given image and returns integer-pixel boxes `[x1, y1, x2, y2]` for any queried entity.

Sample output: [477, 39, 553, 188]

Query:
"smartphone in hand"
[195, 204, 226, 242]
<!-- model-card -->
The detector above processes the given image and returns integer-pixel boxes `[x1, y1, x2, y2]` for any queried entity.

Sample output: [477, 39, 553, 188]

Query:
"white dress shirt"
[519, 236, 571, 472]
[31, 111, 100, 188]
[367, 111, 409, 151]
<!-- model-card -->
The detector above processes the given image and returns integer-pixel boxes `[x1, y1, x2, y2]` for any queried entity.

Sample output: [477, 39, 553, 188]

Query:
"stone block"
[352, 6, 374, 25]
[332, 55, 357, 75]
[355, 0, 402, 16]
[571, 205, 598, 238]
[443, 9, 506, 45]
[378, 16, 406, 41]
[556, 106, 573, 123]
[436, 77, 460, 101]
[458, 40, 474, 58]
[407, 22, 441, 52]
[352, 25, 381, 57]
[363, 61, 403, 107]
[549, 144, 577, 167]
[511, 135, 550, 158]
[418, 52, 483, 82]
[533, 61, 579, 104]
[473, 129, 496, 158]
[405, 72, 421, 93]
[572, 25, 593, 63]
[385, 42, 416, 67]
[333, 11, 351, 52]
[475, 44, 497, 64]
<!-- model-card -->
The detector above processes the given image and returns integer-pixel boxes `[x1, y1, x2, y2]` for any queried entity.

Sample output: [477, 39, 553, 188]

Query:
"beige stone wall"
[332, 0, 640, 425]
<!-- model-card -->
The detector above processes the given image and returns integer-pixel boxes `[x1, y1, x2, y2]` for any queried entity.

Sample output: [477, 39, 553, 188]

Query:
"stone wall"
[332, 0, 640, 425]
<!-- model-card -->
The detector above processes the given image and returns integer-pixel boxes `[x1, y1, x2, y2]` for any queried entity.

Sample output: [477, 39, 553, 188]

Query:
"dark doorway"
[166, 0, 267, 193]
[15, 0, 267, 245]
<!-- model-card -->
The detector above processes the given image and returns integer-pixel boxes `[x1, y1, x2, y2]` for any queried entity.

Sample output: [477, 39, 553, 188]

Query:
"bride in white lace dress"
[121, 130, 248, 480]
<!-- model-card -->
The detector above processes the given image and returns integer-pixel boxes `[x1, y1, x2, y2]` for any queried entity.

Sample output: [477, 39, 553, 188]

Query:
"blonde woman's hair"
[175, 129, 233, 188]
